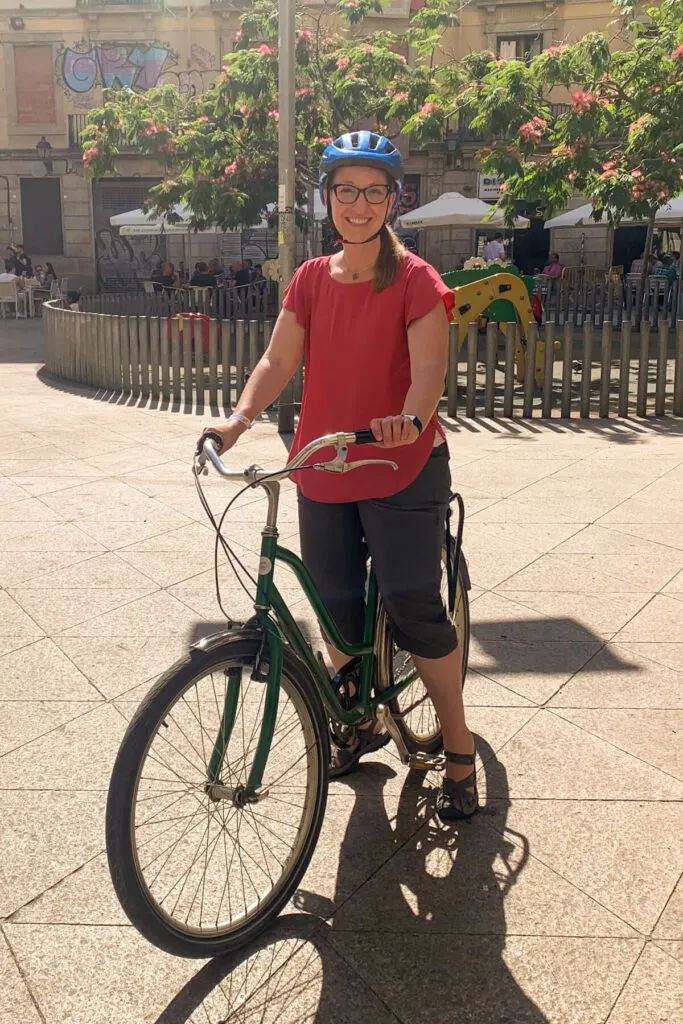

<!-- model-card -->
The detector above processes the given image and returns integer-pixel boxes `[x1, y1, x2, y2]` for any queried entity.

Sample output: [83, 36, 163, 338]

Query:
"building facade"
[0, 0, 622, 291]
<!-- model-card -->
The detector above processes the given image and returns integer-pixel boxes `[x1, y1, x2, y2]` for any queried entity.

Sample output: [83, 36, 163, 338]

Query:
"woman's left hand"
[369, 415, 420, 448]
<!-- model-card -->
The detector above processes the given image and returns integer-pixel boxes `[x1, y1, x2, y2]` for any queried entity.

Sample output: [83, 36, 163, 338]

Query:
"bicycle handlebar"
[196, 428, 396, 484]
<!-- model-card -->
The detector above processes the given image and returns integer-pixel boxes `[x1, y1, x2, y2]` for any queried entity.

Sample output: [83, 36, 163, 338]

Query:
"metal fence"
[43, 302, 683, 423]
[79, 282, 278, 321]
[537, 271, 682, 330]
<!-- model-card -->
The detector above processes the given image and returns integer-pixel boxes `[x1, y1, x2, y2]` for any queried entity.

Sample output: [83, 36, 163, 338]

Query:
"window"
[20, 178, 63, 254]
[14, 46, 56, 124]
[497, 35, 543, 61]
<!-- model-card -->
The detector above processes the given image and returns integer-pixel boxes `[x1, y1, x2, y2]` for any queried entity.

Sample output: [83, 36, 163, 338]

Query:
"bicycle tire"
[375, 548, 471, 754]
[106, 633, 329, 958]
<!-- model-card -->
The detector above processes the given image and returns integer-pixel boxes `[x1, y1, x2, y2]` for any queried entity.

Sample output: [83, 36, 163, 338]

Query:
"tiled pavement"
[1, 318, 682, 1024]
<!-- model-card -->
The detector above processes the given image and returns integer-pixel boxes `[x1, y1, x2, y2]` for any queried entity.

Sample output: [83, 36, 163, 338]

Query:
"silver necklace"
[340, 257, 376, 281]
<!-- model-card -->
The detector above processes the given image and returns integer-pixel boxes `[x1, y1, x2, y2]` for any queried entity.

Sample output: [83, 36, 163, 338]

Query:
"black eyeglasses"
[329, 183, 393, 205]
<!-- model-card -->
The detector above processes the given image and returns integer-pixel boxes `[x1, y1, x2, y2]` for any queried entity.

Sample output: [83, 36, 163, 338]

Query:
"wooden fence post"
[541, 322, 555, 419]
[655, 321, 669, 417]
[599, 321, 612, 419]
[637, 322, 650, 418]
[618, 322, 631, 418]
[580, 321, 593, 419]
[523, 323, 537, 418]
[466, 322, 477, 419]
[674, 321, 683, 417]
[503, 323, 515, 418]
[447, 322, 459, 418]
[484, 322, 497, 418]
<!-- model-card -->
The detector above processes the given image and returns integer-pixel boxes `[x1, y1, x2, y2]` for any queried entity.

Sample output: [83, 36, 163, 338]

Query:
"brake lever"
[314, 458, 399, 474]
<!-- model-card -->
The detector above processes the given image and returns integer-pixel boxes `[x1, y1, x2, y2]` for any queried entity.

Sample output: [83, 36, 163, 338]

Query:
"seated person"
[654, 254, 677, 283]
[152, 261, 180, 291]
[629, 253, 645, 276]
[207, 258, 225, 283]
[542, 252, 563, 280]
[190, 261, 217, 287]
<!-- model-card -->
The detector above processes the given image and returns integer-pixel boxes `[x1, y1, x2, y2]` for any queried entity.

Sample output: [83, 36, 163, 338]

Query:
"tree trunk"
[635, 210, 656, 329]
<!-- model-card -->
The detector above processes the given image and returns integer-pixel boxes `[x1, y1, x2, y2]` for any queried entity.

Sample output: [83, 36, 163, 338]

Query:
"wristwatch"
[403, 414, 423, 435]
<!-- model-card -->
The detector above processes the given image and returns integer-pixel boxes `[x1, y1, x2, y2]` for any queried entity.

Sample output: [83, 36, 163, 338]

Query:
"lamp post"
[36, 136, 53, 172]
[277, 0, 296, 433]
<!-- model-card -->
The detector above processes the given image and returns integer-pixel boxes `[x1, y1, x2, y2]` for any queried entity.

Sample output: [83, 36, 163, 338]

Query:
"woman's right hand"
[196, 420, 248, 456]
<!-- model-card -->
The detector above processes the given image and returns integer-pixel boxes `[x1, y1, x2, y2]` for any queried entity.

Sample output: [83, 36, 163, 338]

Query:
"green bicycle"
[106, 430, 471, 958]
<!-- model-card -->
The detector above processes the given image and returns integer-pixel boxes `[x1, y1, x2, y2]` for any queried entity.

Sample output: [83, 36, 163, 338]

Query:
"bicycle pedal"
[408, 752, 447, 772]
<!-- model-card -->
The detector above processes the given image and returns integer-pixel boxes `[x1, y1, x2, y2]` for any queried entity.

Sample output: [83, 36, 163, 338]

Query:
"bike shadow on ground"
[154, 738, 549, 1024]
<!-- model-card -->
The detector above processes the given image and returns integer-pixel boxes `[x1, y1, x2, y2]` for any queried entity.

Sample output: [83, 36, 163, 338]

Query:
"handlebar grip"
[354, 429, 376, 445]
[196, 430, 224, 456]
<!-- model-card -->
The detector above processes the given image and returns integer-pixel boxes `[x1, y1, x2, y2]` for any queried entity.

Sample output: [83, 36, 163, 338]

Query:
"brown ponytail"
[374, 224, 406, 293]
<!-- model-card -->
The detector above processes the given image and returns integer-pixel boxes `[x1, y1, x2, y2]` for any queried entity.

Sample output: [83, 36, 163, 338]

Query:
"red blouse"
[283, 251, 453, 503]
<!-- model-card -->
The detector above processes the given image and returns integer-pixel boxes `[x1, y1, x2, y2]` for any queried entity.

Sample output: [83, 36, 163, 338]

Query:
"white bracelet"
[228, 412, 253, 430]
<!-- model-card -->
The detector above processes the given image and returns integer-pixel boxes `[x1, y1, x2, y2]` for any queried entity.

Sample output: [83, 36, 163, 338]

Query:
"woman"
[199, 132, 477, 821]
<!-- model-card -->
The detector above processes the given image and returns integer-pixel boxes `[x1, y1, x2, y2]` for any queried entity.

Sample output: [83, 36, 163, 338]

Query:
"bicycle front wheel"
[106, 635, 329, 958]
[375, 548, 470, 754]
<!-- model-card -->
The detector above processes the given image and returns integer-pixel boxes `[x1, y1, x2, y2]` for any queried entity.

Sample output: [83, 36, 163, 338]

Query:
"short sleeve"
[403, 257, 455, 326]
[282, 263, 310, 328]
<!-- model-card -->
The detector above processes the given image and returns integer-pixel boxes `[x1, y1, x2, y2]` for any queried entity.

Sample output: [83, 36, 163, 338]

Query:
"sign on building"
[477, 174, 504, 200]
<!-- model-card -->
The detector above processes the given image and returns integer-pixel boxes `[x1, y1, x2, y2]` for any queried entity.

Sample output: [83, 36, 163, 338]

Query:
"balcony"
[76, 0, 163, 9]
[68, 114, 90, 151]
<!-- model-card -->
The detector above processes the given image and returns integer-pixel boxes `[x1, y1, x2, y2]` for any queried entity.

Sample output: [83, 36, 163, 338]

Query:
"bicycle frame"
[205, 476, 419, 795]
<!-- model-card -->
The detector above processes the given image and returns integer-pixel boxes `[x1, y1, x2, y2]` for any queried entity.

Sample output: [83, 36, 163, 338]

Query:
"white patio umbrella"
[396, 192, 530, 229]
[109, 203, 222, 236]
[545, 195, 683, 228]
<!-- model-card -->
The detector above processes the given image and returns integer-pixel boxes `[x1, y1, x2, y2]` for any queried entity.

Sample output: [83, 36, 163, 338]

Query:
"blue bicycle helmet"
[319, 131, 404, 204]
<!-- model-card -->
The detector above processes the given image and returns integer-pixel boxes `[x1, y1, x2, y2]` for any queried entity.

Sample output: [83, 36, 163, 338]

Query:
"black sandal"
[329, 727, 391, 779]
[435, 751, 479, 821]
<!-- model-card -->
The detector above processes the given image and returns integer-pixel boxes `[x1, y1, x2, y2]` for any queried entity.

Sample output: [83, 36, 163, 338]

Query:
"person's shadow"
[154, 739, 548, 1023]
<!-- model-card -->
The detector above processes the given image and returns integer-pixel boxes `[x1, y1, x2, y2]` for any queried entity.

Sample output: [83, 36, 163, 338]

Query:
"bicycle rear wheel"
[375, 548, 470, 754]
[106, 635, 329, 958]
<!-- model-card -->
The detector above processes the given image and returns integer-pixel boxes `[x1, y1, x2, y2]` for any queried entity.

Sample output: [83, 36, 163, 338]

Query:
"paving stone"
[0, 791, 106, 917]
[0, 638, 101, 700]
[613, 595, 683, 643]
[0, 703, 126, 791]
[654, 875, 683, 940]
[468, 637, 603, 704]
[487, 799, 683, 935]
[553, 708, 683, 781]
[485, 710, 683, 801]
[54, 635, 188, 699]
[606, 943, 683, 1023]
[0, 930, 42, 1024]
[328, 931, 641, 1024]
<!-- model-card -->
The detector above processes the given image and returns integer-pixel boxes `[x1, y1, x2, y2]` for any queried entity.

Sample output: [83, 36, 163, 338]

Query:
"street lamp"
[36, 136, 53, 170]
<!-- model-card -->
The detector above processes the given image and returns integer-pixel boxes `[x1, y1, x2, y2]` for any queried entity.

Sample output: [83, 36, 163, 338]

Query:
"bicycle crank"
[376, 704, 446, 771]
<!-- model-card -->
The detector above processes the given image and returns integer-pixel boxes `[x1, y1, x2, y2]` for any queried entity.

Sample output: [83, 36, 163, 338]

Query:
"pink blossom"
[672, 44, 683, 60]
[225, 160, 239, 175]
[421, 101, 440, 116]
[234, 29, 243, 43]
[571, 91, 595, 112]
[268, 110, 279, 122]
[239, 104, 249, 115]
[631, 169, 642, 178]
[258, 44, 275, 55]
[298, 29, 312, 42]
[519, 116, 546, 143]
[393, 91, 409, 103]
[397, 54, 407, 64]
[296, 87, 315, 98]
[600, 170, 618, 180]
[568, 171, 577, 183]
[315, 136, 334, 145]
[499, 183, 506, 192]
[336, 56, 350, 69]
[602, 161, 617, 171]
[545, 44, 568, 56]
[198, 115, 209, 122]
[345, 73, 357, 81]
[363, 44, 373, 54]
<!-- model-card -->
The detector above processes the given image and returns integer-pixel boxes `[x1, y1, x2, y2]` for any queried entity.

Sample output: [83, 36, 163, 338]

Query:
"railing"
[76, 0, 162, 7]
[68, 114, 90, 151]
[537, 271, 682, 330]
[80, 282, 279, 321]
[43, 301, 683, 423]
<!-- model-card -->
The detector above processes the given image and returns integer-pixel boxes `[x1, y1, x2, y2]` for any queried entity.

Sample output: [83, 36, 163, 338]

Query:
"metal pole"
[277, 0, 297, 434]
[0, 175, 13, 244]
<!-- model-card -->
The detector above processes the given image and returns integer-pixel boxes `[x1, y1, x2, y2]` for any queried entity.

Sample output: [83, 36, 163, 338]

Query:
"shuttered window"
[20, 178, 63, 254]
[14, 46, 56, 124]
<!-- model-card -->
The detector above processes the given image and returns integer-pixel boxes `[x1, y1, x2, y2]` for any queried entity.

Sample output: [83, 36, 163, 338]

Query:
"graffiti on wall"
[57, 42, 180, 96]
[95, 229, 163, 293]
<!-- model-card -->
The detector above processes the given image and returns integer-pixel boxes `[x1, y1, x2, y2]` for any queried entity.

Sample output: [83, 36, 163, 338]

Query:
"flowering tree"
[81, 0, 457, 230]
[407, 0, 683, 319]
